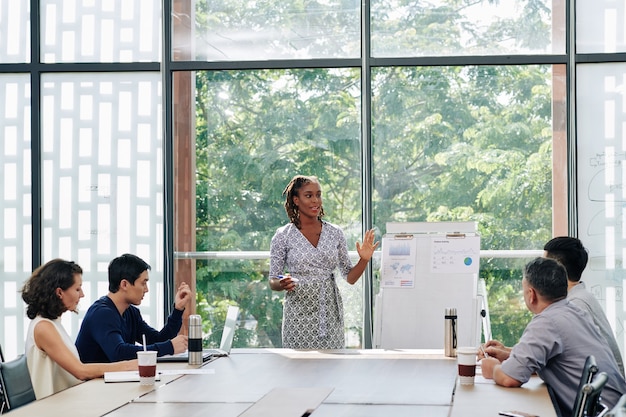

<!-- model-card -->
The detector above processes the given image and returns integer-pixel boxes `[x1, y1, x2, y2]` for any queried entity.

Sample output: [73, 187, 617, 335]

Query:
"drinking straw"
[142, 334, 147, 351]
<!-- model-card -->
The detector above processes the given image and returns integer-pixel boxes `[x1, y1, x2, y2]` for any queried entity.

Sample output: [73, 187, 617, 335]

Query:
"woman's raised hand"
[356, 229, 380, 262]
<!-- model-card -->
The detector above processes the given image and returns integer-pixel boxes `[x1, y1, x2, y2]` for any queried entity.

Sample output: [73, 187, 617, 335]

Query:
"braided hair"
[282, 175, 325, 229]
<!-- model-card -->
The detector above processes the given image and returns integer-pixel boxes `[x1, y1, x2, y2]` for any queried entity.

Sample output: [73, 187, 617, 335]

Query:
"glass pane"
[371, 65, 558, 345]
[0, 0, 30, 63]
[0, 74, 31, 359]
[40, 73, 164, 335]
[372, 0, 565, 57]
[478, 257, 533, 346]
[173, 69, 364, 347]
[173, 0, 360, 61]
[41, 0, 161, 63]
[576, 63, 626, 354]
[577, 1, 626, 53]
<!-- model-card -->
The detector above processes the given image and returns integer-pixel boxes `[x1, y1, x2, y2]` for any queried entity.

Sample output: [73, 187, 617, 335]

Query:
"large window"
[173, 65, 561, 348]
[173, 68, 365, 346]
[0, 74, 31, 358]
[0, 1, 165, 360]
[371, 0, 564, 56]
[40, 72, 165, 342]
[2, 0, 626, 356]
[40, 0, 161, 63]
[173, 0, 361, 60]
[171, 0, 565, 349]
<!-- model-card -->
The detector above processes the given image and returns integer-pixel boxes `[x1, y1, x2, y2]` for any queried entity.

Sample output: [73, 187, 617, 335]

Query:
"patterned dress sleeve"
[334, 224, 353, 279]
[270, 224, 289, 278]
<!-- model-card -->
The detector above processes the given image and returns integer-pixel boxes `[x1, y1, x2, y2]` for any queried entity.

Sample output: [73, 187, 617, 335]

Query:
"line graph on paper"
[430, 236, 480, 274]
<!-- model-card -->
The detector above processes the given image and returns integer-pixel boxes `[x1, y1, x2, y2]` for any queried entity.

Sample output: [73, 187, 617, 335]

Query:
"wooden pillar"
[172, 0, 196, 328]
[551, 0, 568, 236]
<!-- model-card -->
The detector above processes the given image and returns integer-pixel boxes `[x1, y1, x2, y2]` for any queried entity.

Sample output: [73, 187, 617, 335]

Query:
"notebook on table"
[104, 371, 161, 383]
[157, 305, 239, 363]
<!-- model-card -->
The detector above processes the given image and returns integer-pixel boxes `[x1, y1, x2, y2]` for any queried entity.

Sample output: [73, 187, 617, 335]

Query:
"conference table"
[7, 349, 557, 417]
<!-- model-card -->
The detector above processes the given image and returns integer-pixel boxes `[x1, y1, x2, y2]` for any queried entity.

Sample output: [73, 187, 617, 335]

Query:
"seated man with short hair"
[480, 257, 626, 416]
[544, 236, 624, 376]
[76, 253, 190, 362]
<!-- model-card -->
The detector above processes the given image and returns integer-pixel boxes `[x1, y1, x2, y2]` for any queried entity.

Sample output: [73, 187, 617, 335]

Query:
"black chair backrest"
[0, 345, 5, 413]
[0, 354, 36, 413]
[572, 356, 600, 413]
[581, 356, 599, 387]
[573, 371, 609, 417]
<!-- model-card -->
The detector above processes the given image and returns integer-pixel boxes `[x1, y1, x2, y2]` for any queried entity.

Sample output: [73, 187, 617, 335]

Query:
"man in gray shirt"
[544, 236, 624, 376]
[481, 257, 626, 416]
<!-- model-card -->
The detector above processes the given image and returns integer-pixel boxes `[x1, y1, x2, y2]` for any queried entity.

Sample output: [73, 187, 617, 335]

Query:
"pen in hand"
[277, 275, 299, 282]
[479, 345, 489, 358]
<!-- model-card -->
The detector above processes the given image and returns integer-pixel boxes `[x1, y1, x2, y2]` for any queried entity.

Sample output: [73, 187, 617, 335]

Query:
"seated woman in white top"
[21, 259, 137, 399]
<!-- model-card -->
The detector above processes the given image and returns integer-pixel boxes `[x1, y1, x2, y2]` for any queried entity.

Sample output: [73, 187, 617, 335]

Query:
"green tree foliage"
[189, 0, 554, 348]
[372, 0, 553, 56]
[193, 68, 364, 347]
[370, 64, 552, 345]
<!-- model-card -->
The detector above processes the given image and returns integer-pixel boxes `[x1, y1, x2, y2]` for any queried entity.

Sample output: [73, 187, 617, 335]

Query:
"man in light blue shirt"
[481, 257, 626, 417]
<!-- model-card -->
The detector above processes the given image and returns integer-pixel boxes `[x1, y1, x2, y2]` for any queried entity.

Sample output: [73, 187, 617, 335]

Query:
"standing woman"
[21, 259, 137, 399]
[269, 175, 379, 349]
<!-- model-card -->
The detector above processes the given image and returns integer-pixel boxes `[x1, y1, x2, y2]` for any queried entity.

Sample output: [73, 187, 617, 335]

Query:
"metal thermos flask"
[188, 314, 203, 365]
[444, 307, 457, 357]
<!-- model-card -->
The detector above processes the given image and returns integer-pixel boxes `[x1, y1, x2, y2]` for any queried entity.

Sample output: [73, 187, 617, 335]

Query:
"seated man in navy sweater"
[76, 253, 190, 362]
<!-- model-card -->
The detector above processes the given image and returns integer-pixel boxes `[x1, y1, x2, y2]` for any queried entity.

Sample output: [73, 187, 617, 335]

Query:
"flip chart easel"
[374, 222, 481, 349]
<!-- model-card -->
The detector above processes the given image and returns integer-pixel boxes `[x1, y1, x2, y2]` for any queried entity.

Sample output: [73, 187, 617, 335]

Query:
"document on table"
[159, 369, 216, 375]
[104, 368, 215, 382]
[104, 371, 162, 383]
[474, 366, 494, 384]
[474, 375, 495, 384]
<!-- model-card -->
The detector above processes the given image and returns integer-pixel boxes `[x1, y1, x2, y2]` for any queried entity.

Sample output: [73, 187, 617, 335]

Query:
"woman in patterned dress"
[269, 175, 379, 349]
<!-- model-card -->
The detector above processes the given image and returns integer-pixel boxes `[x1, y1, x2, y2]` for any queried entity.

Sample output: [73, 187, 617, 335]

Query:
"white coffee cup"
[137, 350, 158, 385]
[456, 346, 478, 385]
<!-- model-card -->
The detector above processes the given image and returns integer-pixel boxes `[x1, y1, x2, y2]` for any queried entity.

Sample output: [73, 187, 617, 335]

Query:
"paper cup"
[137, 350, 158, 385]
[456, 346, 478, 385]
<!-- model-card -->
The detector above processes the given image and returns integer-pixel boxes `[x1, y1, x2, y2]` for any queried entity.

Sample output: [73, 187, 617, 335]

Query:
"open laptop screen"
[157, 305, 239, 363]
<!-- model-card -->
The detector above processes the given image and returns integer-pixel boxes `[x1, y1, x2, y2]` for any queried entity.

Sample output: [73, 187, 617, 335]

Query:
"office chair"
[580, 356, 600, 386]
[572, 371, 609, 417]
[605, 394, 626, 417]
[0, 354, 36, 413]
[571, 356, 600, 414]
[0, 345, 3, 414]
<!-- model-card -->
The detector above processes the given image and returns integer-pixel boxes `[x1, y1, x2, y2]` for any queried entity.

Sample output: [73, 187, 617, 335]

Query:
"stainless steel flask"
[188, 314, 203, 365]
[444, 307, 457, 357]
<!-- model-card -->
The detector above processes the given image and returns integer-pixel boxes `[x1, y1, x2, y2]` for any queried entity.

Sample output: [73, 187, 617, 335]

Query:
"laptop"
[158, 305, 239, 363]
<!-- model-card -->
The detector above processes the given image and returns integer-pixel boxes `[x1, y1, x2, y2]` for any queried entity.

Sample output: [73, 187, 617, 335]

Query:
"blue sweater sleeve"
[107, 306, 184, 361]
[138, 306, 184, 352]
